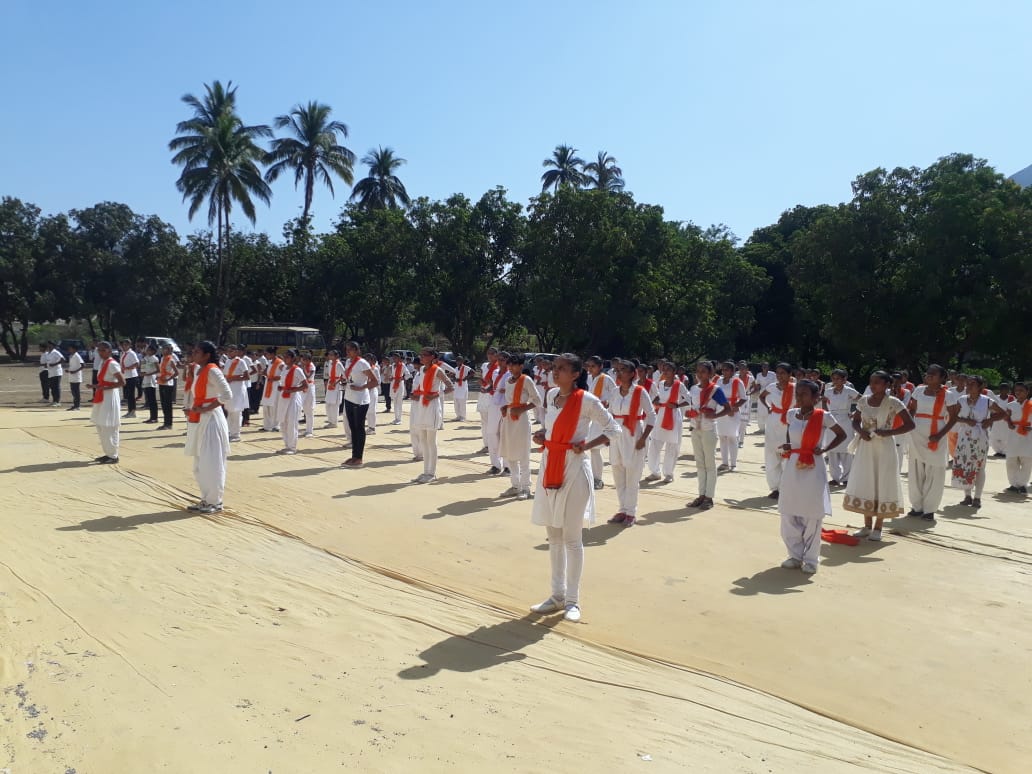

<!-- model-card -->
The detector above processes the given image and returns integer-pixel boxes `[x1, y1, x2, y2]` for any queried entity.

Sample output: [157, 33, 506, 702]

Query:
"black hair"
[831, 368, 848, 378]
[283, 348, 299, 360]
[421, 347, 439, 358]
[585, 355, 603, 367]
[696, 361, 715, 376]
[927, 364, 948, 380]
[968, 374, 985, 388]
[555, 352, 589, 391]
[344, 340, 360, 354]
[775, 362, 792, 374]
[796, 379, 821, 399]
[870, 370, 892, 387]
[507, 352, 526, 366]
[197, 340, 219, 365]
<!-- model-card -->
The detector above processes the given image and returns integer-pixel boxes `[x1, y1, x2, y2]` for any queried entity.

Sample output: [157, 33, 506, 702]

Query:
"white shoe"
[187, 501, 208, 512]
[51, 402, 60, 407]
[229, 436, 241, 442]
[500, 486, 520, 497]
[801, 562, 818, 575]
[643, 473, 661, 482]
[391, 419, 401, 425]
[530, 597, 564, 614]
[781, 558, 802, 569]
[199, 503, 223, 514]
[662, 475, 673, 484]
[516, 489, 529, 501]
[868, 530, 883, 542]
[304, 432, 314, 438]
[851, 527, 872, 538]
[563, 604, 582, 622]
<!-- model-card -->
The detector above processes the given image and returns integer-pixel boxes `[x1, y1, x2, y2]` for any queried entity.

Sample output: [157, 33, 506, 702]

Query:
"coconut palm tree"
[264, 101, 355, 222]
[169, 80, 271, 337]
[584, 151, 625, 193]
[349, 147, 411, 209]
[540, 144, 586, 192]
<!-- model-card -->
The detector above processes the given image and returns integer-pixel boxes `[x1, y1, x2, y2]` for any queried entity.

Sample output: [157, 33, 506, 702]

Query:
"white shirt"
[67, 352, 84, 383]
[344, 357, 374, 405]
[120, 349, 140, 378]
[45, 348, 64, 377]
[140, 354, 159, 388]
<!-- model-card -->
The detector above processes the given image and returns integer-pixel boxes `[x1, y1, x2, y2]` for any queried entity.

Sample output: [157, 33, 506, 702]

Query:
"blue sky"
[3, 0, 1029, 242]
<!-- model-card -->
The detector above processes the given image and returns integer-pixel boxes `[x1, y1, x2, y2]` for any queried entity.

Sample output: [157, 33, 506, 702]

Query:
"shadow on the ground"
[57, 510, 194, 532]
[398, 615, 557, 678]
[636, 507, 696, 527]
[819, 539, 889, 567]
[1, 460, 94, 474]
[423, 496, 502, 519]
[724, 495, 778, 510]
[730, 567, 813, 595]
[334, 481, 412, 497]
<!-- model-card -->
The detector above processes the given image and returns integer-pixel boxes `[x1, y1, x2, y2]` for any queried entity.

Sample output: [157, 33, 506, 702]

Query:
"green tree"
[540, 144, 586, 192]
[0, 197, 41, 358]
[265, 101, 355, 223]
[169, 80, 272, 339]
[583, 151, 625, 192]
[349, 147, 411, 210]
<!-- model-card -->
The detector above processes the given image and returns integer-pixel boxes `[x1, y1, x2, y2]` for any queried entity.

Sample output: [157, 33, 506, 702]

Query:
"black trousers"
[125, 377, 140, 413]
[40, 371, 50, 400]
[70, 382, 81, 408]
[144, 386, 158, 421]
[49, 375, 61, 404]
[345, 401, 369, 460]
[159, 384, 175, 427]
[384, 390, 392, 411]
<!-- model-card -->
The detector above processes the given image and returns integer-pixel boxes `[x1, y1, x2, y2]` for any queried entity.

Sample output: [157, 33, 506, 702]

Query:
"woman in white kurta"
[184, 342, 233, 513]
[689, 362, 730, 509]
[606, 359, 655, 526]
[715, 362, 744, 471]
[758, 364, 795, 498]
[499, 354, 542, 499]
[477, 348, 502, 465]
[530, 354, 621, 623]
[1004, 383, 1032, 492]
[736, 362, 753, 448]
[645, 362, 687, 483]
[452, 357, 472, 422]
[89, 342, 124, 463]
[585, 356, 617, 489]
[845, 371, 915, 540]
[822, 369, 860, 486]
[364, 351, 379, 433]
[386, 355, 411, 425]
[300, 353, 318, 437]
[260, 349, 284, 432]
[951, 375, 993, 508]
[906, 365, 960, 520]
[409, 348, 455, 483]
[223, 345, 251, 441]
[778, 380, 847, 573]
[276, 349, 308, 455]
[323, 351, 345, 428]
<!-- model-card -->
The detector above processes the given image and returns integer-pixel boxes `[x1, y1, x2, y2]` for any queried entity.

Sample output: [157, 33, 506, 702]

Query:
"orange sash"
[413, 364, 440, 405]
[915, 389, 948, 450]
[778, 382, 794, 424]
[592, 375, 605, 398]
[280, 365, 301, 400]
[456, 366, 467, 386]
[328, 359, 342, 390]
[659, 380, 682, 430]
[344, 357, 360, 384]
[226, 357, 241, 379]
[1016, 400, 1032, 436]
[640, 377, 653, 393]
[187, 363, 220, 423]
[158, 354, 176, 385]
[92, 358, 116, 404]
[615, 385, 647, 433]
[542, 389, 585, 489]
[729, 377, 742, 406]
[304, 362, 315, 384]
[687, 382, 715, 420]
[483, 363, 498, 393]
[783, 408, 825, 469]
[263, 358, 283, 399]
[392, 362, 404, 391]
[509, 374, 528, 420]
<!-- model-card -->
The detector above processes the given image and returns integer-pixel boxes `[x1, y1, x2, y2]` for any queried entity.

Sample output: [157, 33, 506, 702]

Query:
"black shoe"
[94, 455, 109, 462]
[1020, 487, 1029, 495]
[99, 456, 118, 464]
[1005, 486, 1019, 493]
[488, 466, 501, 475]
[158, 425, 171, 430]
[921, 512, 935, 521]
[502, 467, 510, 475]
[907, 509, 923, 517]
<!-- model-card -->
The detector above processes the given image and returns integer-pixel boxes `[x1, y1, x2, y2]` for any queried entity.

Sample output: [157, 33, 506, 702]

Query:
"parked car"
[388, 349, 416, 362]
[145, 336, 183, 358]
[437, 350, 458, 367]
[55, 339, 88, 364]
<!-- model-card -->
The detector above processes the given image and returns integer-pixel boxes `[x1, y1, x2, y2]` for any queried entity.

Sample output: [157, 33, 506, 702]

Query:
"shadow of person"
[1, 460, 94, 474]
[57, 510, 195, 532]
[730, 567, 812, 596]
[818, 539, 888, 567]
[635, 508, 695, 527]
[885, 514, 938, 535]
[582, 522, 630, 546]
[334, 481, 412, 498]
[724, 495, 778, 511]
[260, 466, 332, 478]
[398, 615, 556, 679]
[937, 503, 989, 521]
[423, 496, 500, 519]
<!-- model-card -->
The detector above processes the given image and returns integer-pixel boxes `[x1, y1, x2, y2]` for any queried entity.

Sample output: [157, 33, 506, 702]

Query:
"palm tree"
[264, 101, 355, 223]
[584, 151, 625, 193]
[540, 144, 586, 192]
[350, 147, 411, 209]
[169, 80, 272, 337]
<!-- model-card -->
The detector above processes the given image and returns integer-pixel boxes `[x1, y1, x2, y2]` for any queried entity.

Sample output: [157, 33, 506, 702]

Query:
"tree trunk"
[218, 203, 230, 344]
[18, 318, 29, 359]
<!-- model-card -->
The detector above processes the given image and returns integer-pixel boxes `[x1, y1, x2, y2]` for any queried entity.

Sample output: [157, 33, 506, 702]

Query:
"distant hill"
[1011, 164, 1032, 187]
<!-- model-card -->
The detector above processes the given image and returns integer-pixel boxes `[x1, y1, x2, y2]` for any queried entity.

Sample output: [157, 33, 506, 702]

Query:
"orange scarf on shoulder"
[916, 389, 947, 450]
[1016, 400, 1032, 436]
[542, 389, 585, 489]
[778, 382, 794, 424]
[509, 374, 528, 420]
[280, 365, 300, 400]
[618, 385, 647, 432]
[188, 363, 220, 423]
[263, 358, 283, 399]
[414, 364, 440, 405]
[688, 382, 716, 420]
[92, 358, 116, 404]
[660, 380, 681, 430]
[783, 408, 824, 469]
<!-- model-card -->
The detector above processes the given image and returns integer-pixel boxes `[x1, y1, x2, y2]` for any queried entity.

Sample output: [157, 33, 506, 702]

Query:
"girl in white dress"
[499, 353, 541, 498]
[689, 362, 730, 510]
[585, 356, 617, 490]
[409, 347, 455, 483]
[530, 354, 621, 623]
[276, 349, 308, 455]
[89, 341, 124, 463]
[645, 361, 687, 483]
[223, 344, 251, 442]
[606, 359, 656, 526]
[323, 350, 345, 428]
[758, 363, 795, 499]
[950, 375, 994, 508]
[452, 356, 471, 422]
[777, 380, 847, 574]
[184, 342, 233, 513]
[1004, 383, 1032, 493]
[736, 361, 753, 448]
[845, 371, 915, 541]
[906, 365, 960, 520]
[822, 369, 859, 486]
[715, 362, 744, 471]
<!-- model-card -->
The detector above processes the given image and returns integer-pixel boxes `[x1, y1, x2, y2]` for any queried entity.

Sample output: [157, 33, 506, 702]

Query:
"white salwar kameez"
[90, 359, 123, 458]
[261, 360, 284, 431]
[478, 363, 505, 467]
[648, 380, 685, 478]
[1006, 401, 1032, 488]
[499, 374, 543, 491]
[410, 366, 451, 477]
[763, 383, 794, 491]
[779, 410, 840, 567]
[185, 367, 233, 506]
[843, 396, 907, 519]
[908, 387, 959, 515]
[324, 359, 345, 428]
[691, 383, 728, 498]
[224, 357, 250, 441]
[823, 385, 859, 483]
[532, 390, 621, 607]
[608, 386, 656, 517]
[586, 372, 617, 482]
[277, 365, 306, 452]
[715, 377, 743, 469]
[452, 365, 471, 421]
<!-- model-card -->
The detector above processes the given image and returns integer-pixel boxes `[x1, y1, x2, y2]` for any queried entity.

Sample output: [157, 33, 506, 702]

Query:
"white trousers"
[484, 406, 502, 468]
[781, 513, 822, 565]
[1006, 455, 1032, 487]
[193, 452, 226, 506]
[827, 451, 853, 483]
[279, 402, 299, 451]
[97, 425, 119, 458]
[392, 388, 405, 423]
[302, 388, 316, 430]
[507, 446, 531, 490]
[719, 433, 738, 468]
[412, 428, 438, 475]
[546, 497, 586, 606]
[325, 389, 342, 427]
[738, 415, 749, 444]
[590, 446, 604, 481]
[367, 390, 378, 429]
[765, 426, 786, 491]
[227, 410, 242, 439]
[756, 400, 769, 431]
[262, 402, 277, 431]
[610, 439, 646, 516]
[908, 460, 946, 514]
[453, 387, 469, 420]
[693, 430, 718, 497]
[647, 437, 680, 477]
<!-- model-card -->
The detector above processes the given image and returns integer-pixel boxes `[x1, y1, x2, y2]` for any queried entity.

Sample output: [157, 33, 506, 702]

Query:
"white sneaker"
[781, 558, 802, 569]
[187, 501, 208, 512]
[414, 473, 435, 484]
[199, 503, 223, 514]
[228, 436, 241, 442]
[516, 489, 529, 501]
[801, 562, 818, 575]
[500, 486, 520, 497]
[304, 432, 314, 438]
[868, 530, 883, 542]
[852, 527, 872, 538]
[530, 597, 564, 614]
[563, 604, 582, 622]
[662, 475, 673, 484]
[643, 473, 661, 482]
[391, 419, 401, 425]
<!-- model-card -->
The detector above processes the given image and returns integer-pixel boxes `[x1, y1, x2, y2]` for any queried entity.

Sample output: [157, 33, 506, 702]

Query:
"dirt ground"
[0, 362, 1028, 773]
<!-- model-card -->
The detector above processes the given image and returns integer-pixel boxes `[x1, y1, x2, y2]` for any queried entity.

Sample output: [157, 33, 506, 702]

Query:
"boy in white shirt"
[140, 345, 160, 423]
[44, 341, 65, 406]
[119, 339, 141, 418]
[66, 343, 85, 410]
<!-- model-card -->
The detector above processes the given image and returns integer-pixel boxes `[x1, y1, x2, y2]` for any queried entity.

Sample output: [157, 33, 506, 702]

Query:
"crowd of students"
[57, 339, 1031, 622]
